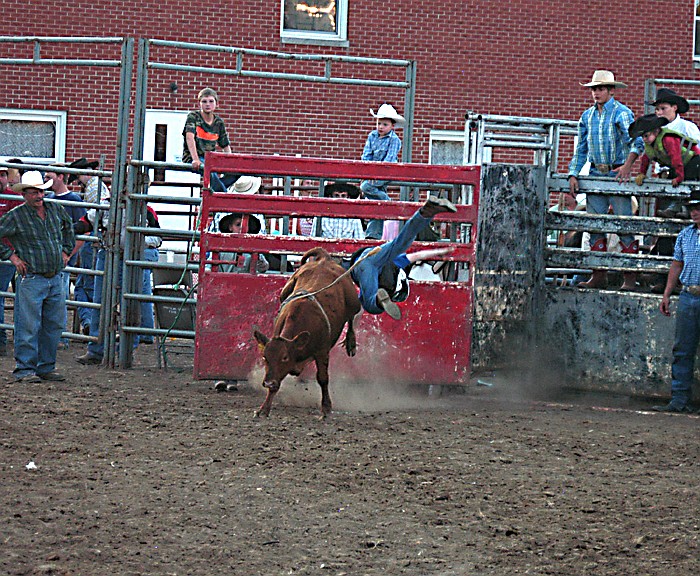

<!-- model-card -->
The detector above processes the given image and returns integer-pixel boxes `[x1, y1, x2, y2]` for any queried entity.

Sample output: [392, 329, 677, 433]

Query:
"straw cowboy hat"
[580, 70, 627, 89]
[652, 88, 690, 114]
[370, 103, 405, 127]
[67, 157, 99, 184]
[230, 175, 262, 194]
[12, 170, 53, 193]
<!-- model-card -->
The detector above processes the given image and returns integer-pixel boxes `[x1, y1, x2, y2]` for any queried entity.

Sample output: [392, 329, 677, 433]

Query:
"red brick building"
[2, 0, 699, 169]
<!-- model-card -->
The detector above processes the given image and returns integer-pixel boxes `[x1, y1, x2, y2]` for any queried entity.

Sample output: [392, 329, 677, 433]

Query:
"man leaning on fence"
[0, 171, 75, 382]
[567, 70, 644, 291]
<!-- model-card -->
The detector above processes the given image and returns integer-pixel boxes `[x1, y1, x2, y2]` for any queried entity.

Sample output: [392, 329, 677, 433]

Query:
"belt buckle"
[597, 164, 611, 174]
[689, 286, 700, 296]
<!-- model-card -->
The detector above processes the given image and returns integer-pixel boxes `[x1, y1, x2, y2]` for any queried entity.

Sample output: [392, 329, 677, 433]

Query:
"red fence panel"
[194, 153, 479, 386]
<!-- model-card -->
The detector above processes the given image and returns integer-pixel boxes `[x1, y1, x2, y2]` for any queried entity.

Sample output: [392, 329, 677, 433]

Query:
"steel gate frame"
[120, 37, 419, 367]
[194, 153, 479, 385]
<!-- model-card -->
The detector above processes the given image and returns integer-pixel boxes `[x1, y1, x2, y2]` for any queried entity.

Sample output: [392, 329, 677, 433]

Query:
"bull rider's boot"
[619, 239, 639, 291]
[420, 196, 457, 219]
[577, 237, 608, 289]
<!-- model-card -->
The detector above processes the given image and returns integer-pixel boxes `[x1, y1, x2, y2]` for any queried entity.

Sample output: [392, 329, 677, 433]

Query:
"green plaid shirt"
[0, 201, 75, 275]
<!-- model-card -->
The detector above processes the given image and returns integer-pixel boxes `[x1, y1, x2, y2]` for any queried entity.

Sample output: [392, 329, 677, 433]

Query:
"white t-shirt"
[666, 115, 700, 144]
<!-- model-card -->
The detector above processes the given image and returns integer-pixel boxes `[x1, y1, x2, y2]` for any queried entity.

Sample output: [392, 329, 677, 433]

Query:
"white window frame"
[695, 0, 700, 61]
[280, 0, 348, 47]
[0, 108, 67, 164]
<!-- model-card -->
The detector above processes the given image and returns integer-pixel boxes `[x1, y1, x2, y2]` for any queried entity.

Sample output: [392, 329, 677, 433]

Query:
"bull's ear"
[292, 331, 311, 351]
[253, 330, 269, 353]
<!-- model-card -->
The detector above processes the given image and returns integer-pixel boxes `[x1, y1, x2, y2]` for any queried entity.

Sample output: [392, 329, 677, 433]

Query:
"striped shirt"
[673, 224, 700, 286]
[568, 97, 644, 177]
[0, 201, 75, 275]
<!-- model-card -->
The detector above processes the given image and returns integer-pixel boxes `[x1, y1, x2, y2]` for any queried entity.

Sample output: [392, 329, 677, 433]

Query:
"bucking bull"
[253, 247, 362, 418]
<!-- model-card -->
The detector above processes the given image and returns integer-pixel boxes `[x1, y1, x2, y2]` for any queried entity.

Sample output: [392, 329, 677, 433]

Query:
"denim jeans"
[670, 291, 700, 407]
[586, 168, 634, 247]
[199, 156, 237, 192]
[351, 210, 430, 314]
[0, 262, 16, 348]
[87, 248, 106, 358]
[360, 180, 391, 240]
[13, 273, 65, 379]
[74, 241, 95, 327]
[59, 271, 71, 346]
[140, 247, 159, 339]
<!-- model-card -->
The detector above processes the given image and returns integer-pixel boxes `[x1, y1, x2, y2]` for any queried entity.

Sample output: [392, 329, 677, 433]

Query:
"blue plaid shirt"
[361, 130, 401, 162]
[673, 225, 700, 286]
[568, 97, 644, 177]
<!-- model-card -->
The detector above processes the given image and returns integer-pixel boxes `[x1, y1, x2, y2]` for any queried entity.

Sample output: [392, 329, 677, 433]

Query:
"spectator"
[313, 182, 364, 240]
[631, 114, 700, 188]
[0, 171, 75, 382]
[348, 196, 455, 320]
[182, 87, 237, 192]
[139, 206, 162, 345]
[653, 88, 700, 145]
[217, 212, 269, 274]
[45, 165, 87, 348]
[360, 103, 404, 239]
[655, 190, 700, 413]
[69, 158, 107, 333]
[0, 167, 23, 356]
[567, 70, 644, 291]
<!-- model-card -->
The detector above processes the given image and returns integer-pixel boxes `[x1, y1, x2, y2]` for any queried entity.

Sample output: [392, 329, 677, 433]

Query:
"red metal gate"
[194, 154, 480, 385]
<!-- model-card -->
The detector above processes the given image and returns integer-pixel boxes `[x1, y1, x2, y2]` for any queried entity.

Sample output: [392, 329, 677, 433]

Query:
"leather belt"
[682, 285, 700, 296]
[591, 163, 623, 175]
[41, 272, 57, 279]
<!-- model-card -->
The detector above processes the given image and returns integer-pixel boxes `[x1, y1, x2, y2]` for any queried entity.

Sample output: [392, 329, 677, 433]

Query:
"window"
[0, 109, 67, 164]
[281, 0, 348, 46]
[429, 131, 465, 166]
[695, 0, 700, 59]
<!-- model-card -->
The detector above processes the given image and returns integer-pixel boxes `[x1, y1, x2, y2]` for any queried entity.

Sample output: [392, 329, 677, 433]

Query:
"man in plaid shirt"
[0, 171, 75, 382]
[567, 70, 644, 291]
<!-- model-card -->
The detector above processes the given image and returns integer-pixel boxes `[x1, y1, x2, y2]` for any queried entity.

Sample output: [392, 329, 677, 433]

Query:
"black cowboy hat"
[629, 114, 669, 139]
[324, 181, 361, 199]
[67, 157, 99, 184]
[685, 189, 700, 207]
[652, 88, 690, 114]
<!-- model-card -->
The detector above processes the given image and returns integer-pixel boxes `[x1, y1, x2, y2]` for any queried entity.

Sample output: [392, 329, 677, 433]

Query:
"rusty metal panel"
[194, 272, 471, 384]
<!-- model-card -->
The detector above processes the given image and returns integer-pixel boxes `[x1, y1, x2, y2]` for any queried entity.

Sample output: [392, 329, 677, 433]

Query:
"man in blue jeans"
[0, 171, 75, 382]
[657, 190, 700, 413]
[0, 166, 23, 356]
[349, 196, 456, 320]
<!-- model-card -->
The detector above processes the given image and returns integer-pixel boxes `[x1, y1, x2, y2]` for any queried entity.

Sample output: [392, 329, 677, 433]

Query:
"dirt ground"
[1, 341, 698, 576]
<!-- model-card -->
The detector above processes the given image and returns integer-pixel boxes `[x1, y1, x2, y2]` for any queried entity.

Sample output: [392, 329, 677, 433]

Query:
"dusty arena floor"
[1, 343, 698, 576]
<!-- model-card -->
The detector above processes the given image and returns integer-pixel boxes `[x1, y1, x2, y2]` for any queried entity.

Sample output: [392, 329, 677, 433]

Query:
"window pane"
[283, 0, 337, 33]
[431, 140, 464, 166]
[0, 120, 56, 158]
[696, 21, 700, 57]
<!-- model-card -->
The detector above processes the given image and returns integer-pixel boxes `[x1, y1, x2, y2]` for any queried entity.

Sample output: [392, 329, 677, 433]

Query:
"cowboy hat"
[628, 114, 669, 139]
[652, 88, 690, 114]
[370, 103, 405, 127]
[67, 157, 99, 184]
[580, 70, 627, 89]
[12, 170, 52, 193]
[230, 175, 262, 194]
[685, 189, 700, 207]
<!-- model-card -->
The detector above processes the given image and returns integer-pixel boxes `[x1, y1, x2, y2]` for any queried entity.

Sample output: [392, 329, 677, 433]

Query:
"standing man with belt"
[567, 70, 644, 290]
[0, 171, 75, 382]
[657, 190, 700, 413]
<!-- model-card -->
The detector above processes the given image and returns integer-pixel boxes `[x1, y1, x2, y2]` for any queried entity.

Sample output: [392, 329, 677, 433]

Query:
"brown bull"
[253, 247, 361, 418]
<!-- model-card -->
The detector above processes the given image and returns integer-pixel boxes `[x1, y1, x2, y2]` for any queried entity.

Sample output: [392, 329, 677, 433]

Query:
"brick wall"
[2, 1, 698, 169]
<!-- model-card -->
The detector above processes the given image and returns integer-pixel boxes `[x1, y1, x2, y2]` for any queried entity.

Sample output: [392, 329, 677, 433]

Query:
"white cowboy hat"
[370, 103, 405, 127]
[580, 70, 627, 89]
[12, 170, 52, 193]
[230, 175, 262, 194]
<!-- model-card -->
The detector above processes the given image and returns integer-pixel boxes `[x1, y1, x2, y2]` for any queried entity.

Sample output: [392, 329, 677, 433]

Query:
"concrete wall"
[474, 164, 682, 401]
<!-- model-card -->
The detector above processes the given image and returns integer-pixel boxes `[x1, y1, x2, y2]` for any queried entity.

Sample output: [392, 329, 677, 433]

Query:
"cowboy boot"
[420, 196, 457, 219]
[619, 239, 639, 291]
[578, 237, 608, 288]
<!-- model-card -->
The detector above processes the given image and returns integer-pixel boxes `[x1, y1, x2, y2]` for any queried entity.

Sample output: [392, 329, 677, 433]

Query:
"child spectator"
[217, 213, 269, 274]
[360, 103, 404, 239]
[653, 88, 700, 145]
[631, 114, 700, 188]
[313, 182, 364, 239]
